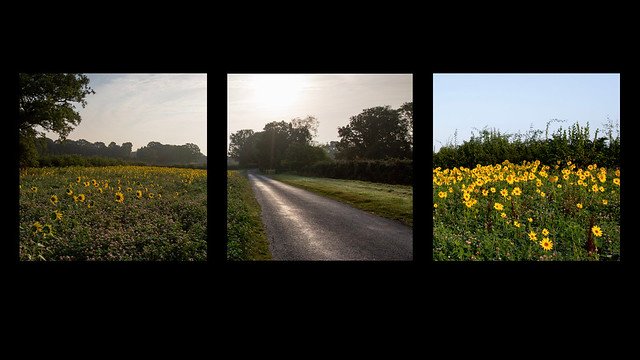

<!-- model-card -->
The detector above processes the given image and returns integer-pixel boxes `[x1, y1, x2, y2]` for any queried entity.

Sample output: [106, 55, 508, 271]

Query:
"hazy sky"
[433, 73, 620, 152]
[38, 73, 207, 155]
[227, 74, 413, 147]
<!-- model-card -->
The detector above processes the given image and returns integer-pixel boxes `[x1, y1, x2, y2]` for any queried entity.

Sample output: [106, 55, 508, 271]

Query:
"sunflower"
[592, 226, 603, 237]
[500, 189, 508, 198]
[490, 187, 496, 193]
[31, 221, 43, 234]
[53, 210, 63, 221]
[514, 220, 521, 228]
[512, 187, 522, 196]
[482, 189, 489, 196]
[527, 218, 533, 223]
[148, 193, 155, 199]
[433, 203, 438, 208]
[92, 179, 98, 187]
[127, 187, 132, 192]
[438, 191, 447, 199]
[500, 212, 507, 219]
[31, 186, 38, 192]
[42, 224, 52, 237]
[528, 231, 537, 241]
[115, 192, 125, 203]
[576, 203, 583, 209]
[540, 238, 553, 251]
[613, 178, 620, 186]
[602, 199, 608, 205]
[78, 194, 85, 202]
[615, 169, 620, 177]
[592, 184, 599, 192]
[73, 196, 79, 203]
[136, 190, 143, 199]
[50, 194, 59, 205]
[542, 228, 549, 236]
[76, 176, 81, 183]
[157, 194, 162, 198]
[540, 191, 546, 198]
[87, 200, 95, 208]
[84, 181, 90, 187]
[98, 188, 103, 193]
[494, 202, 504, 211]
[66, 188, 73, 196]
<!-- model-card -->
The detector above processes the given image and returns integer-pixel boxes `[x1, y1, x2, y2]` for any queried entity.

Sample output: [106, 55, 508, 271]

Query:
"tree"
[228, 129, 256, 167]
[336, 105, 412, 160]
[290, 116, 318, 145]
[18, 73, 94, 166]
[255, 121, 291, 170]
[121, 142, 133, 158]
[399, 102, 413, 146]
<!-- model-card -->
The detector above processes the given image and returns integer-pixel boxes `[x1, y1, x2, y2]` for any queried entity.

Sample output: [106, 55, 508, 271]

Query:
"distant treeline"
[433, 120, 620, 169]
[30, 137, 207, 168]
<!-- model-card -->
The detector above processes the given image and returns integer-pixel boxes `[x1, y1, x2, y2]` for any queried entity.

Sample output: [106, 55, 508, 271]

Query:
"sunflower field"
[433, 160, 620, 261]
[19, 166, 207, 261]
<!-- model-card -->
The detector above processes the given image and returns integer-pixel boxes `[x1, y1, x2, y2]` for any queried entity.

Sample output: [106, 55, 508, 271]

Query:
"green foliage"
[37, 155, 139, 167]
[300, 159, 413, 185]
[136, 141, 204, 166]
[19, 73, 95, 139]
[226, 171, 271, 260]
[283, 143, 329, 171]
[269, 173, 413, 226]
[19, 128, 40, 168]
[228, 129, 256, 166]
[433, 120, 620, 169]
[337, 104, 412, 160]
[228, 116, 321, 171]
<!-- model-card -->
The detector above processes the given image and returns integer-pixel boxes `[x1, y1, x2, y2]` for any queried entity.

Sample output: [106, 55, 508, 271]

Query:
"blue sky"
[38, 73, 207, 155]
[433, 74, 620, 152]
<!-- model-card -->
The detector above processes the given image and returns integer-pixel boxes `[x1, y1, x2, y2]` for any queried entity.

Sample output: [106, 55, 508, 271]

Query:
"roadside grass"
[227, 170, 271, 260]
[268, 173, 413, 227]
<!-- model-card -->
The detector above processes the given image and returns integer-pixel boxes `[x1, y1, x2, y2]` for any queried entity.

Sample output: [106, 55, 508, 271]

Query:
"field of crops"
[433, 160, 620, 261]
[19, 166, 207, 261]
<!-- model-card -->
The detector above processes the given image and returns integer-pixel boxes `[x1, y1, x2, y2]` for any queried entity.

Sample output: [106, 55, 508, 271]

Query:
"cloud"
[66, 73, 207, 155]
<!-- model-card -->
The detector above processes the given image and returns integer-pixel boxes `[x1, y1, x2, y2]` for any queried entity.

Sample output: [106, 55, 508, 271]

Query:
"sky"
[433, 74, 620, 152]
[38, 73, 207, 156]
[227, 74, 413, 148]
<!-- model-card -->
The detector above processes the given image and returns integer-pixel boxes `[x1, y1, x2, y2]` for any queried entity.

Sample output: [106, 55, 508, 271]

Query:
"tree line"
[33, 137, 206, 167]
[432, 120, 620, 169]
[18, 73, 206, 168]
[228, 102, 413, 174]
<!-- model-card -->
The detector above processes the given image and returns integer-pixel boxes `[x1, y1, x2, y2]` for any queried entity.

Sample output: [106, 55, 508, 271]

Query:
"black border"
[4, 37, 636, 297]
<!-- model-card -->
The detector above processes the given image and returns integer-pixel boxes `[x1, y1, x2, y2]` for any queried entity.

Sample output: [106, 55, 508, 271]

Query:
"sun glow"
[251, 74, 307, 112]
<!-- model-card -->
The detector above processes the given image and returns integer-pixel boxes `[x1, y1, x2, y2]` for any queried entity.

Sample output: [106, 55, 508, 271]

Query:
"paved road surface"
[247, 170, 413, 260]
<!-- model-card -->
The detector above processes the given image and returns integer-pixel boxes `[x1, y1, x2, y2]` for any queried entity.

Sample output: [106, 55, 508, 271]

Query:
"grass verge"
[227, 170, 271, 260]
[269, 173, 413, 227]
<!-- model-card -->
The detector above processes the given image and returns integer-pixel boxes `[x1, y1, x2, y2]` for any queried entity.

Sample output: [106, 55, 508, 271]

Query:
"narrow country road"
[247, 170, 413, 260]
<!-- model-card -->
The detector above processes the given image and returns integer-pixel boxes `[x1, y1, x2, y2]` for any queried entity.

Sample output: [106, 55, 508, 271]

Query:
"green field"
[226, 170, 271, 260]
[433, 160, 620, 261]
[268, 173, 413, 226]
[19, 166, 207, 261]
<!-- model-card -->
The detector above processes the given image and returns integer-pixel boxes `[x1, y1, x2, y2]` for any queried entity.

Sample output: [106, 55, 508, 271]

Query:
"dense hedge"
[433, 122, 620, 169]
[36, 155, 144, 167]
[299, 159, 412, 185]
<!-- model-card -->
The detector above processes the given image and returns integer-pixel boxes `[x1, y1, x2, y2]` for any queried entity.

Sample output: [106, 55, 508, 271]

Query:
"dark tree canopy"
[228, 129, 255, 167]
[336, 105, 412, 160]
[228, 116, 325, 171]
[19, 73, 95, 139]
